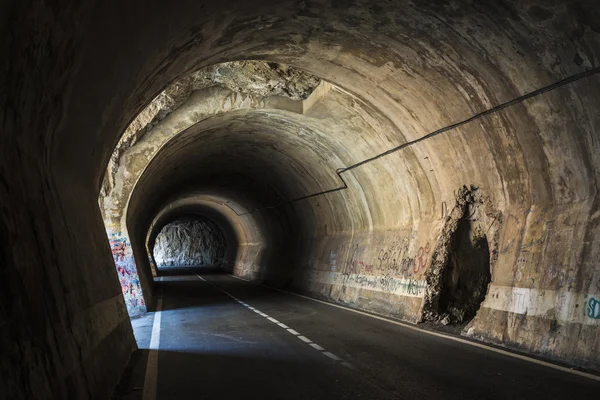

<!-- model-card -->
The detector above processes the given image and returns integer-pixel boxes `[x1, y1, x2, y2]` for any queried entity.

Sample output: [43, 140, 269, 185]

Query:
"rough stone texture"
[99, 61, 321, 200]
[421, 186, 499, 328]
[152, 217, 225, 269]
[2, 1, 600, 398]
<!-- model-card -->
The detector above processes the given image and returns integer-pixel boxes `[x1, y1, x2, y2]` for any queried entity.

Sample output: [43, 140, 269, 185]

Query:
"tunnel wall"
[124, 70, 600, 372]
[253, 76, 600, 369]
[3, 1, 600, 398]
[0, 3, 137, 399]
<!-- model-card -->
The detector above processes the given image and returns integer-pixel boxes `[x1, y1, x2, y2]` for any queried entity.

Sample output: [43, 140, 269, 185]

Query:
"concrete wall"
[2, 0, 600, 398]
[126, 76, 600, 371]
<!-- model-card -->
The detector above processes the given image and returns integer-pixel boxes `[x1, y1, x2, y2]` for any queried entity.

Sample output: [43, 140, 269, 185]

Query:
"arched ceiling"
[3, 2, 600, 398]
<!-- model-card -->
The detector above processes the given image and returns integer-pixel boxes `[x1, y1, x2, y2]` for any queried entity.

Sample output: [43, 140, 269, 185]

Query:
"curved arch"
[3, 2, 600, 397]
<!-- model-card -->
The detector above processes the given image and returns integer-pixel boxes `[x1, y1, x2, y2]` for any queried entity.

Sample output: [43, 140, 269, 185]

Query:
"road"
[113, 272, 600, 400]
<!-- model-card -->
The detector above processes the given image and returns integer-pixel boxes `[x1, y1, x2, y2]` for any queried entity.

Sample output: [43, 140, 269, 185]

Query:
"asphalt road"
[113, 272, 600, 400]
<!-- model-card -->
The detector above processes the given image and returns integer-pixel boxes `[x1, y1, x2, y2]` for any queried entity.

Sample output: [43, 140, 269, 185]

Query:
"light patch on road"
[195, 274, 356, 371]
[143, 297, 163, 400]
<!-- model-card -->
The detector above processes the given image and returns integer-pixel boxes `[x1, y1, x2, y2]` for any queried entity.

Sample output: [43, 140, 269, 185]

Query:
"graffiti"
[337, 272, 426, 298]
[108, 233, 146, 315]
[329, 251, 337, 279]
[499, 213, 520, 254]
[585, 296, 600, 319]
[407, 278, 425, 296]
[376, 247, 404, 272]
[344, 244, 361, 275]
[499, 207, 554, 254]
[373, 233, 417, 275]
[342, 232, 431, 279]
[359, 261, 374, 273]
[515, 251, 531, 279]
[412, 243, 431, 274]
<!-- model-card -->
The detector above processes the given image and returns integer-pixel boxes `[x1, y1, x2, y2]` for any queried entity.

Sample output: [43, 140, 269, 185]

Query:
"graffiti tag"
[586, 297, 600, 319]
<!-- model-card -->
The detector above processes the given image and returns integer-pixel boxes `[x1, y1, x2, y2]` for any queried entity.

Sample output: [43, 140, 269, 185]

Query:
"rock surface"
[153, 217, 226, 268]
[100, 61, 321, 198]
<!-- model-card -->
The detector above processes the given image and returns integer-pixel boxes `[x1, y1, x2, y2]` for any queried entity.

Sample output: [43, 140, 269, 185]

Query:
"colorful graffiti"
[585, 296, 600, 319]
[108, 232, 146, 315]
[412, 243, 431, 274]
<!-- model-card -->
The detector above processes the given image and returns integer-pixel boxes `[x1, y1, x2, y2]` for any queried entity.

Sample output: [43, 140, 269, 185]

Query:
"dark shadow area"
[154, 275, 293, 311]
[156, 266, 225, 276]
[111, 349, 397, 400]
[438, 219, 491, 326]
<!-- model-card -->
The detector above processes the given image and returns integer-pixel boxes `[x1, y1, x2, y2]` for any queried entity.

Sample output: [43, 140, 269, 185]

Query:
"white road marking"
[195, 274, 354, 371]
[229, 274, 600, 382]
[310, 343, 325, 351]
[341, 361, 358, 371]
[323, 352, 342, 361]
[298, 335, 313, 344]
[143, 297, 163, 400]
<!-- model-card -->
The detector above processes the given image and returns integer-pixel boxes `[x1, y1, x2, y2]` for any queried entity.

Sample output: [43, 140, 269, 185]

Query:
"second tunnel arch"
[145, 194, 262, 278]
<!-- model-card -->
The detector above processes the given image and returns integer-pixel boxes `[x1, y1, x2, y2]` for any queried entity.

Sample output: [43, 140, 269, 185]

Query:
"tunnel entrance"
[437, 219, 491, 326]
[151, 215, 226, 271]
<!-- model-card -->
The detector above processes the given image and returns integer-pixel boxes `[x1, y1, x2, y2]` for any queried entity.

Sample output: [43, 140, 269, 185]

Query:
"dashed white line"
[323, 352, 342, 361]
[310, 343, 325, 351]
[195, 274, 356, 371]
[341, 361, 358, 371]
[298, 335, 313, 344]
[143, 297, 163, 400]
[228, 273, 600, 382]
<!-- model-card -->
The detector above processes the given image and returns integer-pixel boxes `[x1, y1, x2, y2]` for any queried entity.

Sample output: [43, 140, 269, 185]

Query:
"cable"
[236, 66, 600, 216]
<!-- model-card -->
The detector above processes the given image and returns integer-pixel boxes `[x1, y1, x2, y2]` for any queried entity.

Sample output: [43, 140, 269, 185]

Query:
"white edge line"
[143, 297, 163, 400]
[228, 274, 600, 382]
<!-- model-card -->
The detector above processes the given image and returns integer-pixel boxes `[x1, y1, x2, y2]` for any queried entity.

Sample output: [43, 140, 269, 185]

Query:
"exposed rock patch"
[100, 61, 321, 197]
[152, 216, 226, 268]
[421, 186, 500, 331]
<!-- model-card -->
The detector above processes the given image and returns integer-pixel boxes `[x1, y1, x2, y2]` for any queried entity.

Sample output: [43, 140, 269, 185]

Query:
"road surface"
[113, 272, 600, 400]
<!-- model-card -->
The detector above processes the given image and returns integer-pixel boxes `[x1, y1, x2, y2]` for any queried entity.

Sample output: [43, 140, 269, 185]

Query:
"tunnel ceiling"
[6, 2, 600, 399]
[12, 1, 596, 391]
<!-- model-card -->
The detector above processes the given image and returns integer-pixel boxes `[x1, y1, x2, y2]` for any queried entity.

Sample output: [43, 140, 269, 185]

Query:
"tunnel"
[2, 1, 600, 399]
[149, 215, 226, 271]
